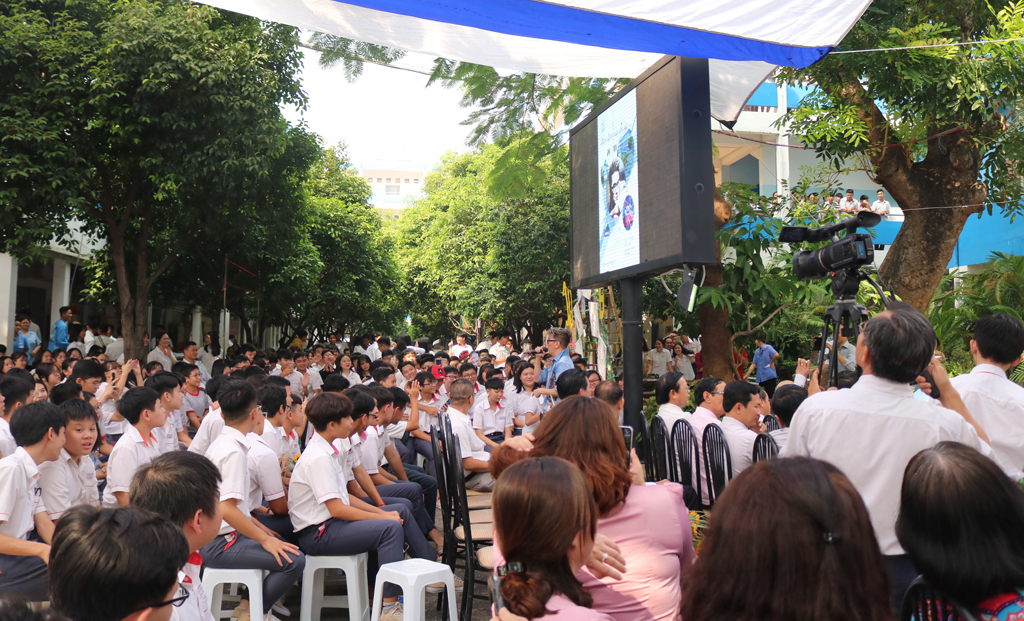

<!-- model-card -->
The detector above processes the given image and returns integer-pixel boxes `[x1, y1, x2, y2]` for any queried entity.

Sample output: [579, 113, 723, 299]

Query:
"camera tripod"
[815, 267, 891, 389]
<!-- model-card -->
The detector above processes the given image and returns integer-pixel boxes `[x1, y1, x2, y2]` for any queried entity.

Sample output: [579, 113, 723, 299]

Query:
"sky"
[282, 48, 475, 171]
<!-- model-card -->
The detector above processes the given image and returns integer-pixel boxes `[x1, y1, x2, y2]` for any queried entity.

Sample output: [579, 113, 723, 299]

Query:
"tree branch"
[730, 302, 794, 344]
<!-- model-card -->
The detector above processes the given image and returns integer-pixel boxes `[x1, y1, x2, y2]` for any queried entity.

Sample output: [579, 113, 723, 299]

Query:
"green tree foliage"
[395, 144, 570, 341]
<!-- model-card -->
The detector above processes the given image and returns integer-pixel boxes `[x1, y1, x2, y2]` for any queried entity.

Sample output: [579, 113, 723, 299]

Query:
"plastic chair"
[752, 433, 779, 463]
[900, 577, 980, 621]
[702, 424, 733, 508]
[201, 568, 264, 621]
[649, 416, 671, 481]
[299, 553, 370, 621]
[370, 559, 459, 621]
[763, 414, 781, 432]
[670, 419, 702, 510]
[449, 441, 495, 621]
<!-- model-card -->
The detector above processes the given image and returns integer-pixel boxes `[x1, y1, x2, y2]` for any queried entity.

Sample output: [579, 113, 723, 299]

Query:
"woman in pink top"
[492, 397, 696, 621]
[491, 456, 614, 621]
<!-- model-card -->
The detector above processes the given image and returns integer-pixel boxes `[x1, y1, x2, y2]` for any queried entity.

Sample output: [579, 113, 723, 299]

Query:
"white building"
[358, 164, 428, 219]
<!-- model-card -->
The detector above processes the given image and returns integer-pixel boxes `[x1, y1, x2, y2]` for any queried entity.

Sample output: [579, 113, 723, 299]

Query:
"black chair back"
[649, 416, 672, 481]
[752, 433, 780, 463]
[670, 419, 701, 507]
[900, 577, 980, 621]
[763, 414, 781, 432]
[430, 426, 454, 550]
[449, 441, 488, 621]
[702, 424, 732, 507]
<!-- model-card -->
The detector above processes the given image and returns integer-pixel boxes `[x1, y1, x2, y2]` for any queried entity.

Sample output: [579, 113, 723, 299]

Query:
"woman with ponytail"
[493, 456, 613, 621]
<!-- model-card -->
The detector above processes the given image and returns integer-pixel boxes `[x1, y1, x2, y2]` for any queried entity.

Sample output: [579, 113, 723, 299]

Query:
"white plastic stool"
[370, 559, 458, 621]
[300, 554, 370, 621]
[201, 568, 265, 620]
[416, 453, 427, 470]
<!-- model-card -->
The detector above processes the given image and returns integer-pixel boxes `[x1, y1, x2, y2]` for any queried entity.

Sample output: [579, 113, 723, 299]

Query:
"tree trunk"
[697, 188, 737, 380]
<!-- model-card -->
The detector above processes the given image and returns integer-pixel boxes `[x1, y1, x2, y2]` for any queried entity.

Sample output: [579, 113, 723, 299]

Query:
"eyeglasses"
[710, 391, 725, 396]
[153, 585, 190, 609]
[546, 339, 558, 343]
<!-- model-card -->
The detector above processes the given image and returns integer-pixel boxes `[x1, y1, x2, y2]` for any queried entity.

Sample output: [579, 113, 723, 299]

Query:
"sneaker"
[271, 602, 290, 617]
[380, 602, 404, 621]
[263, 611, 282, 621]
[425, 575, 464, 594]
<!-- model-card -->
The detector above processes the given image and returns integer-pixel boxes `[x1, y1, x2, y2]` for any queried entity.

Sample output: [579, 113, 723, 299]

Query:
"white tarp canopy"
[196, 0, 871, 122]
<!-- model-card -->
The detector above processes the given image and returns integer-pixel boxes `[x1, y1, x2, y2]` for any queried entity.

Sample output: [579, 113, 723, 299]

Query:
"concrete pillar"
[0, 254, 17, 350]
[776, 82, 791, 200]
[50, 259, 71, 333]
[219, 309, 230, 353]
[191, 310, 202, 345]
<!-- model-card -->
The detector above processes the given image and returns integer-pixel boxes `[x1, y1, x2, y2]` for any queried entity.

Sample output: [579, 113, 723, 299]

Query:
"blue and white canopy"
[197, 0, 871, 122]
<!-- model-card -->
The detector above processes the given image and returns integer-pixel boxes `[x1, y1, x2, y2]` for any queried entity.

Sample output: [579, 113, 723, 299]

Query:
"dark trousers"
[395, 434, 416, 464]
[384, 462, 437, 519]
[759, 378, 778, 398]
[0, 548, 48, 602]
[256, 513, 299, 544]
[298, 517, 404, 599]
[413, 438, 436, 479]
[361, 482, 437, 538]
[200, 532, 305, 613]
[885, 554, 919, 612]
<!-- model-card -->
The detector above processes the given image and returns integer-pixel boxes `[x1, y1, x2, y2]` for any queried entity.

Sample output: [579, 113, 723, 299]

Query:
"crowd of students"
[2, 309, 1024, 621]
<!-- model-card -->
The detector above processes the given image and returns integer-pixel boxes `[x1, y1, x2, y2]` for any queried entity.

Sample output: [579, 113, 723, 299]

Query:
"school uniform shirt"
[105, 338, 125, 364]
[158, 413, 183, 454]
[182, 388, 212, 433]
[260, 422, 286, 459]
[450, 344, 472, 360]
[447, 406, 491, 464]
[38, 449, 100, 520]
[949, 364, 1024, 473]
[187, 408, 224, 456]
[417, 394, 444, 433]
[288, 433, 349, 532]
[646, 349, 673, 377]
[720, 416, 758, 476]
[510, 390, 543, 435]
[342, 370, 362, 388]
[331, 437, 362, 485]
[871, 199, 891, 214]
[103, 425, 162, 507]
[366, 341, 381, 362]
[0, 418, 16, 459]
[0, 448, 48, 540]
[471, 399, 510, 435]
[280, 427, 301, 459]
[97, 382, 126, 437]
[285, 369, 322, 398]
[246, 432, 285, 513]
[172, 553, 214, 621]
[358, 428, 383, 475]
[488, 343, 511, 367]
[205, 427, 251, 535]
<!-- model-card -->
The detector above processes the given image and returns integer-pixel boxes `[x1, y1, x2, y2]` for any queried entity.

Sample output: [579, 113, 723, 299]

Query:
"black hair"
[485, 377, 505, 391]
[145, 371, 182, 399]
[389, 387, 410, 410]
[243, 365, 265, 379]
[655, 372, 686, 405]
[836, 369, 860, 388]
[415, 371, 435, 386]
[458, 362, 476, 375]
[218, 380, 257, 424]
[694, 377, 725, 407]
[60, 398, 98, 424]
[211, 359, 228, 377]
[556, 368, 589, 399]
[258, 385, 288, 420]
[204, 374, 231, 403]
[118, 387, 160, 425]
[11, 401, 66, 446]
[85, 345, 105, 358]
[398, 360, 417, 373]
[49, 505, 188, 621]
[416, 353, 434, 366]
[171, 361, 198, 378]
[276, 349, 293, 361]
[371, 366, 396, 383]
[974, 313, 1024, 365]
[723, 381, 760, 414]
[0, 375, 33, 414]
[131, 451, 222, 527]
[305, 392, 355, 431]
[862, 303, 936, 384]
[50, 381, 83, 406]
[70, 360, 104, 382]
[370, 385, 394, 408]
[770, 384, 807, 426]
[143, 361, 164, 376]
[345, 388, 376, 419]
[322, 373, 351, 393]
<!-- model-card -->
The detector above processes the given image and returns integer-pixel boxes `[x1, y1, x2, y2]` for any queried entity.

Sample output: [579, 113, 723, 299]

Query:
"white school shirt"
[182, 388, 212, 432]
[280, 427, 301, 459]
[358, 428, 383, 474]
[871, 199, 891, 214]
[38, 449, 100, 520]
[103, 425, 162, 507]
[782, 374, 1011, 555]
[97, 382, 125, 436]
[205, 426, 251, 535]
[769, 427, 790, 452]
[417, 394, 444, 432]
[646, 349, 673, 376]
[510, 390, 543, 435]
[158, 414, 181, 454]
[260, 422, 286, 458]
[471, 399, 510, 435]
[331, 438, 362, 484]
[187, 408, 224, 456]
[288, 433, 348, 532]
[720, 416, 757, 476]
[342, 370, 362, 388]
[447, 406, 491, 464]
[488, 343, 511, 367]
[246, 432, 285, 513]
[0, 418, 16, 458]
[173, 553, 214, 621]
[950, 364, 1024, 473]
[286, 369, 323, 397]
[0, 448, 48, 539]
[450, 344, 472, 359]
[366, 341, 381, 362]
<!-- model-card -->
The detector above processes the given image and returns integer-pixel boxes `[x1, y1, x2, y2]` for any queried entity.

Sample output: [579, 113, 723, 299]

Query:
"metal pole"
[620, 276, 647, 446]
[222, 258, 228, 355]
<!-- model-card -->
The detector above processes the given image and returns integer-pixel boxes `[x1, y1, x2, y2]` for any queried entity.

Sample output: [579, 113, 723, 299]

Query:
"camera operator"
[781, 302, 1017, 609]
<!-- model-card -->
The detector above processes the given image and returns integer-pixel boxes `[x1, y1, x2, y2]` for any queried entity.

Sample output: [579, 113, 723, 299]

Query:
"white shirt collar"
[308, 432, 338, 455]
[851, 374, 915, 397]
[126, 424, 159, 447]
[972, 363, 1008, 378]
[219, 426, 251, 450]
[13, 447, 40, 480]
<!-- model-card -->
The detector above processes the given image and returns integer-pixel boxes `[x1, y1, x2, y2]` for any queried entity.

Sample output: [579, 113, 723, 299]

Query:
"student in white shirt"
[644, 339, 673, 377]
[199, 380, 304, 621]
[450, 333, 473, 361]
[247, 403, 293, 544]
[180, 341, 212, 384]
[148, 371, 191, 452]
[720, 381, 763, 476]
[257, 384, 290, 459]
[655, 372, 691, 431]
[103, 387, 167, 508]
[509, 364, 544, 435]
[783, 304, 1010, 607]
[97, 359, 133, 444]
[0, 376, 33, 458]
[871, 189, 892, 216]
[949, 313, 1024, 474]
[290, 392, 422, 621]
[382, 386, 439, 520]
[289, 352, 323, 398]
[48, 504, 188, 621]
[131, 451, 224, 621]
[472, 377, 512, 449]
[187, 375, 232, 456]
[177, 362, 212, 435]
[0, 402, 65, 601]
[838, 188, 859, 212]
[767, 383, 808, 453]
[411, 371, 444, 476]
[38, 399, 100, 521]
[447, 379, 495, 492]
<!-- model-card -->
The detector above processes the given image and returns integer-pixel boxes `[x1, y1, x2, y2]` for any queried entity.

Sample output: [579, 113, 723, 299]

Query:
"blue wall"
[869, 211, 1024, 268]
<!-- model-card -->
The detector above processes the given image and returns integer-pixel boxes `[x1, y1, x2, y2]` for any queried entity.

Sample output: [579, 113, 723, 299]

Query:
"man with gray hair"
[782, 302, 1014, 607]
[533, 327, 574, 404]
[445, 379, 494, 492]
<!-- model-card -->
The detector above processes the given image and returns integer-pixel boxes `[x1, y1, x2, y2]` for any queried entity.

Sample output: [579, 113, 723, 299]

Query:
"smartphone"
[918, 368, 942, 399]
[620, 425, 634, 467]
[489, 575, 504, 611]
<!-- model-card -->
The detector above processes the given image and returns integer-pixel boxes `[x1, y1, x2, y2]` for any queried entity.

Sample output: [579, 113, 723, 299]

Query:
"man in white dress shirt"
[655, 372, 691, 431]
[949, 313, 1024, 473]
[447, 379, 495, 491]
[720, 381, 762, 476]
[782, 303, 1010, 607]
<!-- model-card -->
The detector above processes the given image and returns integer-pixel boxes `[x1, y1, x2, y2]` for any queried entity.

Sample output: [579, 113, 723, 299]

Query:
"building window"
[377, 178, 382, 183]
[413, 179, 420, 185]
[385, 185, 400, 195]
[386, 178, 392, 183]
[404, 179, 410, 184]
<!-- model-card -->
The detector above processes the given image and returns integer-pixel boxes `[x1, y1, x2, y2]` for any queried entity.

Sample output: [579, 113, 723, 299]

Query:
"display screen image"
[597, 90, 640, 274]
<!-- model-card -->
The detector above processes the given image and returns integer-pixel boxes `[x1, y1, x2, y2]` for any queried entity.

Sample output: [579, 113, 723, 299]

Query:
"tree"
[0, 0, 305, 358]
[779, 0, 1024, 310]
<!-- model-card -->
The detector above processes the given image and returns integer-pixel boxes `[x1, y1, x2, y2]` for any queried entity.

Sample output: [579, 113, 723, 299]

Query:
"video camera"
[779, 211, 881, 282]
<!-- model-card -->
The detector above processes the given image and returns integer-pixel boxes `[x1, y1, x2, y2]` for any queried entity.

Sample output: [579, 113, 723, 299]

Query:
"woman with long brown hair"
[493, 456, 613, 620]
[679, 457, 893, 621]
[492, 396, 695, 621]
